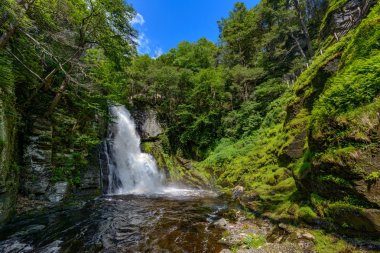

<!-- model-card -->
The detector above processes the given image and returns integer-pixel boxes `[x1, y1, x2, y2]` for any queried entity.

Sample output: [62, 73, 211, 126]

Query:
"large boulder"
[132, 110, 162, 141]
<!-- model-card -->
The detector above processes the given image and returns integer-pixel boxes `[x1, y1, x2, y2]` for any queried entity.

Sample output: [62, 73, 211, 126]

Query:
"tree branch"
[6, 49, 44, 81]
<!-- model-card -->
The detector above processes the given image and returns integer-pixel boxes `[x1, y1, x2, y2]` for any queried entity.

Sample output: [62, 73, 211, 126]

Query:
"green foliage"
[0, 0, 137, 195]
[365, 172, 380, 183]
[0, 54, 14, 90]
[312, 55, 380, 121]
[52, 152, 82, 186]
[242, 234, 266, 249]
[0, 139, 4, 153]
[166, 38, 217, 71]
[298, 206, 318, 223]
[313, 230, 351, 253]
[319, 175, 351, 187]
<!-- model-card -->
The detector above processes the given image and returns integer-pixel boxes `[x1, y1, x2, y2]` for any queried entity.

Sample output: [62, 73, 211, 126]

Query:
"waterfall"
[106, 105, 164, 194]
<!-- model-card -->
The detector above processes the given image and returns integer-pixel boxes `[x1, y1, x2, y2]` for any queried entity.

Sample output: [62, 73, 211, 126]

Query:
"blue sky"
[127, 0, 259, 57]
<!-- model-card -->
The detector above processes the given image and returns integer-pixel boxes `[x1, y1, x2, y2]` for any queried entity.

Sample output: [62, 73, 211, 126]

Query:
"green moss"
[298, 206, 318, 223]
[319, 175, 351, 187]
[319, 0, 350, 36]
[242, 234, 266, 249]
[313, 230, 352, 253]
[293, 149, 314, 179]
[312, 55, 380, 122]
[365, 172, 380, 183]
[0, 54, 18, 223]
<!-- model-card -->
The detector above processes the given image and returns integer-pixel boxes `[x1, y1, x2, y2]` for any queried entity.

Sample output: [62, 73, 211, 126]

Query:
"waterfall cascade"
[105, 106, 164, 194]
[104, 105, 217, 197]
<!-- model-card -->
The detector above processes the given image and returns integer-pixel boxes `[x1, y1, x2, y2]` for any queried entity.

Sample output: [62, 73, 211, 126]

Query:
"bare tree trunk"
[293, 0, 314, 58]
[290, 32, 307, 59]
[45, 76, 69, 117]
[44, 48, 84, 117]
[0, 0, 34, 48]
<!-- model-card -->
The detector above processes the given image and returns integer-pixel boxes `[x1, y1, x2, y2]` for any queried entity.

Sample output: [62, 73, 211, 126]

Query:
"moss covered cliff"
[0, 54, 18, 222]
[195, 0, 380, 236]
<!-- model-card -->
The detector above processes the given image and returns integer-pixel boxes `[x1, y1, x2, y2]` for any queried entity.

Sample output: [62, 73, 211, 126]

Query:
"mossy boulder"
[327, 203, 380, 236]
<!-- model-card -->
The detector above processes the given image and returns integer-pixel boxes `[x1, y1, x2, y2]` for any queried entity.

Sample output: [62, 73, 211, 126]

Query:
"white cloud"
[131, 13, 163, 58]
[135, 33, 151, 55]
[153, 48, 163, 59]
[131, 13, 145, 26]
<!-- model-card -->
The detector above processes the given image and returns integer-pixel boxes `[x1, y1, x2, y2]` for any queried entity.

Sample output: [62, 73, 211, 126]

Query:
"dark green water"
[0, 194, 227, 253]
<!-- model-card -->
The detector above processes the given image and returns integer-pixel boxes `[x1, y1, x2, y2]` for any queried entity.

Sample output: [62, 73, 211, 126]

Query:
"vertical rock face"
[21, 115, 103, 202]
[0, 86, 18, 223]
[132, 110, 162, 141]
[79, 146, 102, 194]
[22, 117, 53, 199]
[321, 0, 377, 39]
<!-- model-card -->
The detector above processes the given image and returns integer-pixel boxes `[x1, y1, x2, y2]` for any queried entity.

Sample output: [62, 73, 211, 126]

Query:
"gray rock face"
[322, 0, 377, 39]
[47, 182, 68, 203]
[22, 117, 53, 199]
[214, 218, 228, 227]
[141, 110, 162, 139]
[132, 110, 162, 141]
[80, 146, 102, 193]
[80, 169, 101, 190]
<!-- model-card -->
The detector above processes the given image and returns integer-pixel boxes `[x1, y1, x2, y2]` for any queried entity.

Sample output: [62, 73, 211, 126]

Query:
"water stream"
[106, 106, 165, 195]
[0, 105, 227, 252]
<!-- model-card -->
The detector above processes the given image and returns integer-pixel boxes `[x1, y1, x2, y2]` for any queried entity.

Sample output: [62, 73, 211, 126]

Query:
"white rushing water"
[105, 105, 217, 197]
[106, 106, 165, 194]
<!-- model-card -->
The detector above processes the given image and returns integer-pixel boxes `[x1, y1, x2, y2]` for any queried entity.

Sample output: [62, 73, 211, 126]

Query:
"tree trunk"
[290, 32, 307, 59]
[44, 47, 84, 117]
[293, 0, 314, 58]
[45, 76, 69, 117]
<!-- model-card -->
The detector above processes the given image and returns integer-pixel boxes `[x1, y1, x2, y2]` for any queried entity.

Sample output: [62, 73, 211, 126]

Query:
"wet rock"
[15, 196, 53, 214]
[34, 240, 62, 253]
[328, 206, 380, 236]
[215, 218, 228, 227]
[80, 146, 102, 193]
[47, 182, 68, 203]
[0, 239, 33, 253]
[24, 179, 49, 195]
[22, 116, 53, 200]
[296, 232, 315, 241]
[14, 224, 46, 236]
[218, 232, 249, 247]
[232, 186, 245, 200]
[80, 169, 100, 190]
[266, 223, 315, 252]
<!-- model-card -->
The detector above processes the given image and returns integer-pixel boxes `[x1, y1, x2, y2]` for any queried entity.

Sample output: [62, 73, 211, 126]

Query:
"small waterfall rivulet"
[105, 105, 165, 194]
